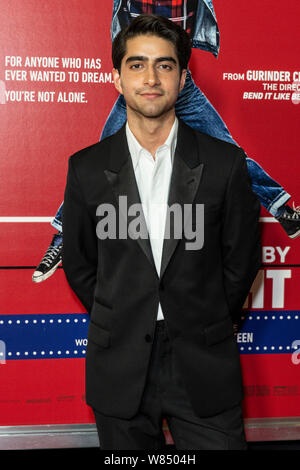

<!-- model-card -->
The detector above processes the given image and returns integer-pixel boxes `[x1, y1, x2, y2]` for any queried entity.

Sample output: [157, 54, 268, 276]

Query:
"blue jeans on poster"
[51, 70, 290, 232]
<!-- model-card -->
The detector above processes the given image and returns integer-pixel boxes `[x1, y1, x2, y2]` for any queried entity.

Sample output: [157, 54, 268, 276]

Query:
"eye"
[130, 63, 143, 70]
[158, 64, 173, 71]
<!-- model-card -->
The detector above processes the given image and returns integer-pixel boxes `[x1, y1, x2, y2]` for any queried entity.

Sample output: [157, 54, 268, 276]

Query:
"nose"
[144, 65, 160, 87]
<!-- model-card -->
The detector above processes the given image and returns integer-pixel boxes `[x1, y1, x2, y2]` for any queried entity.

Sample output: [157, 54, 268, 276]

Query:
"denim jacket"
[111, 0, 220, 57]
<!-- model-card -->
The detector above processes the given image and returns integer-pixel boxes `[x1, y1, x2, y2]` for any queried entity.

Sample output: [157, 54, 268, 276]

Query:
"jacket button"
[144, 334, 152, 343]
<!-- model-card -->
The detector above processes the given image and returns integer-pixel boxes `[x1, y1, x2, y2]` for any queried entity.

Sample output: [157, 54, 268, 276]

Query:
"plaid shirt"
[119, 0, 197, 36]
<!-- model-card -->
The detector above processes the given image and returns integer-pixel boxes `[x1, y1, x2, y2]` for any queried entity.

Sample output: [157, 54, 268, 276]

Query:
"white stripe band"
[0, 217, 53, 222]
[0, 217, 277, 223]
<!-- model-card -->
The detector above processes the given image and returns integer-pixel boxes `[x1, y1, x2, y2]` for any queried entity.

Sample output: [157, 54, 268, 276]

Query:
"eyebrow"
[125, 56, 178, 65]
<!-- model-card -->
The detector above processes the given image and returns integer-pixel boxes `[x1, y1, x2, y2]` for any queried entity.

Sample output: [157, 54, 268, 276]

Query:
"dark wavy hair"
[112, 14, 192, 73]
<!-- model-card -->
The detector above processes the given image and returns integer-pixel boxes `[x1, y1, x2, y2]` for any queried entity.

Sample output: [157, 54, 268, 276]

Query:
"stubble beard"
[128, 90, 177, 120]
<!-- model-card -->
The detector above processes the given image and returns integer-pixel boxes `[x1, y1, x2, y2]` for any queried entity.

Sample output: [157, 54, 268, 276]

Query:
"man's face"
[113, 34, 186, 120]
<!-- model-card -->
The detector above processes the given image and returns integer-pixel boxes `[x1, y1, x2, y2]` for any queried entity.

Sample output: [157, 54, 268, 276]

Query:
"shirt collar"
[126, 117, 178, 171]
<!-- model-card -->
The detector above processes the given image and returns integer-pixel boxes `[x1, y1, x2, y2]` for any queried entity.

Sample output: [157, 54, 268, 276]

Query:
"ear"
[112, 67, 123, 95]
[179, 69, 187, 93]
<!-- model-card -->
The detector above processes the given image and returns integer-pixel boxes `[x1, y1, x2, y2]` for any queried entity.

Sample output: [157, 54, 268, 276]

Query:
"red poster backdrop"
[0, 0, 299, 442]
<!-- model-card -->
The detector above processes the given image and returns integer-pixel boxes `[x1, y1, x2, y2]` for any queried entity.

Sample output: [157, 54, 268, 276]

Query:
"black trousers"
[93, 320, 247, 450]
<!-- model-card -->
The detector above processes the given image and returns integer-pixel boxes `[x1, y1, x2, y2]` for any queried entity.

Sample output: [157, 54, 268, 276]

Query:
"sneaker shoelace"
[41, 244, 62, 268]
[292, 202, 300, 219]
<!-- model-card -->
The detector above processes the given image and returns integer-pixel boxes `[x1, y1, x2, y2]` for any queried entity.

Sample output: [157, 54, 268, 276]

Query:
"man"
[33, 0, 299, 284]
[62, 14, 261, 450]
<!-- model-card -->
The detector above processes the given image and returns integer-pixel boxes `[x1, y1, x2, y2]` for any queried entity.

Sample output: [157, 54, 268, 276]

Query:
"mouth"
[139, 92, 163, 99]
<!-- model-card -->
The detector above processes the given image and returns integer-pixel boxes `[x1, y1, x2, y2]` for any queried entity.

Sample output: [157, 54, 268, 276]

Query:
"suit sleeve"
[221, 147, 262, 323]
[62, 155, 98, 313]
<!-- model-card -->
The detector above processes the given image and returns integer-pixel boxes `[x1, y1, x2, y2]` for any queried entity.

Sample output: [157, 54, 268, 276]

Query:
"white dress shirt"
[126, 117, 178, 321]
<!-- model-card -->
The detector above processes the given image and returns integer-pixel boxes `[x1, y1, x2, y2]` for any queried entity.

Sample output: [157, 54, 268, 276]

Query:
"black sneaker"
[276, 203, 300, 239]
[32, 233, 63, 283]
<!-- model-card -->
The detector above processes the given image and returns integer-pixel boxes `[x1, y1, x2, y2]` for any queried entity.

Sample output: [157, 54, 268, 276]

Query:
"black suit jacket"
[62, 119, 261, 419]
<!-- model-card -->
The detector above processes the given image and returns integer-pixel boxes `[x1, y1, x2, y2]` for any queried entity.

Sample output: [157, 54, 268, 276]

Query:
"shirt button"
[145, 334, 152, 343]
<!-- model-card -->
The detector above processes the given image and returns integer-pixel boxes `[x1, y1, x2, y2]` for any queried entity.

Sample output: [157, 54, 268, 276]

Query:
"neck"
[127, 109, 176, 158]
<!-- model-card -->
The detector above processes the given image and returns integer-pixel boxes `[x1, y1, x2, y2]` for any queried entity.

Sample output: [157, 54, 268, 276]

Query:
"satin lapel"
[103, 125, 157, 276]
[103, 120, 204, 281]
[160, 120, 204, 279]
